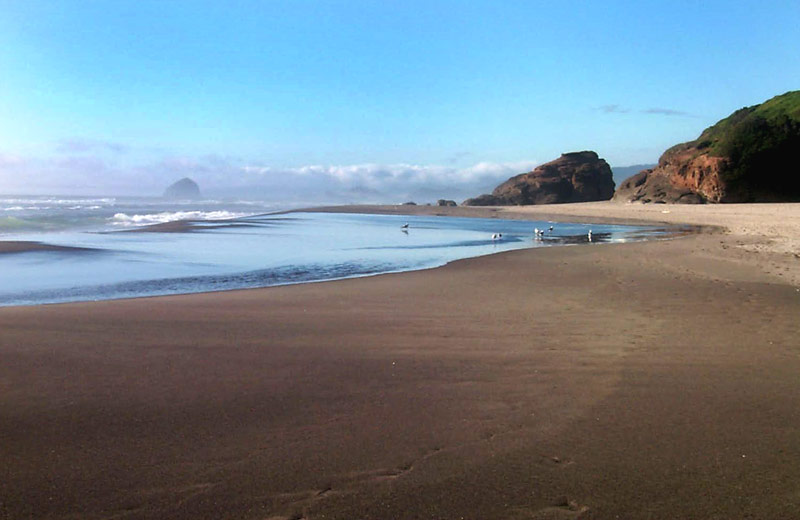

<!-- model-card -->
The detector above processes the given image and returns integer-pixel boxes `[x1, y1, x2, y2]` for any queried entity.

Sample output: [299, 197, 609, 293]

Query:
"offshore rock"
[463, 151, 615, 206]
[163, 178, 201, 199]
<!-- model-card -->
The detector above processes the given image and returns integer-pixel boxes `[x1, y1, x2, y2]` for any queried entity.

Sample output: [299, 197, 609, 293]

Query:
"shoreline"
[299, 201, 800, 286]
[2, 202, 800, 519]
[2, 200, 797, 309]
[0, 204, 689, 308]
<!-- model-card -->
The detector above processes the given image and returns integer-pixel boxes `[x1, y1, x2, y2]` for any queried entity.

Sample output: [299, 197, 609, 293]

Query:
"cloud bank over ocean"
[0, 147, 537, 204]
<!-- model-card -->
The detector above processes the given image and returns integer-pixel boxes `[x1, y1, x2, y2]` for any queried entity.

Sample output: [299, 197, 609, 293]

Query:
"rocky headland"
[463, 151, 615, 206]
[614, 90, 800, 203]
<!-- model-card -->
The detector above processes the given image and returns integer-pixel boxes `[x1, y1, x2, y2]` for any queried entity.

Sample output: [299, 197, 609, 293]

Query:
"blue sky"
[0, 0, 798, 200]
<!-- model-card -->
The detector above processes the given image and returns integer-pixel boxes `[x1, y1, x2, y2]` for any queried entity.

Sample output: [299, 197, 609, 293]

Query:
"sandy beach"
[2, 201, 800, 519]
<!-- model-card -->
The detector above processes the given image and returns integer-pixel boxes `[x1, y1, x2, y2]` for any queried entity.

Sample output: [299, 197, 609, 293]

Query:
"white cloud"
[226, 160, 539, 202]
[0, 152, 25, 168]
[0, 146, 537, 202]
[276, 160, 537, 187]
[597, 104, 694, 118]
[56, 138, 129, 154]
[597, 104, 630, 114]
[642, 107, 693, 117]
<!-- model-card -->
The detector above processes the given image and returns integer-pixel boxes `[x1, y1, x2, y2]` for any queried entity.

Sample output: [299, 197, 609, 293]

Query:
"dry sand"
[2, 202, 800, 519]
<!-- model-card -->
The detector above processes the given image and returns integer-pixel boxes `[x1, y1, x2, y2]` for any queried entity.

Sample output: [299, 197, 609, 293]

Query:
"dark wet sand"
[2, 207, 800, 519]
[0, 241, 98, 255]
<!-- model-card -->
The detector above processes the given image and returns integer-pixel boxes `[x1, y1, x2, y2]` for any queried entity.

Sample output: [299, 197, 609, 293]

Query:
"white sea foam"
[66, 205, 103, 210]
[0, 197, 117, 206]
[2, 205, 54, 211]
[110, 210, 251, 227]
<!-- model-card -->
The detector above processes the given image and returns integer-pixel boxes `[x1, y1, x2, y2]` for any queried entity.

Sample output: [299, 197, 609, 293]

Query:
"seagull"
[548, 225, 554, 232]
[587, 229, 593, 242]
[534, 227, 544, 239]
[400, 223, 409, 229]
[492, 233, 502, 241]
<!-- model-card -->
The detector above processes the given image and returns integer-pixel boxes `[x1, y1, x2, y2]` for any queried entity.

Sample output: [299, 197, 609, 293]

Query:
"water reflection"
[0, 212, 684, 306]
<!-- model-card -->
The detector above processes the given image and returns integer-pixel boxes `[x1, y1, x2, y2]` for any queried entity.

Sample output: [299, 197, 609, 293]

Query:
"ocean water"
[0, 195, 280, 233]
[0, 196, 674, 306]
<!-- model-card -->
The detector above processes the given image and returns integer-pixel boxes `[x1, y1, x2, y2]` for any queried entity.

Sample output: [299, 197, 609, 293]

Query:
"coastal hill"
[614, 90, 800, 203]
[463, 151, 615, 205]
[163, 177, 201, 199]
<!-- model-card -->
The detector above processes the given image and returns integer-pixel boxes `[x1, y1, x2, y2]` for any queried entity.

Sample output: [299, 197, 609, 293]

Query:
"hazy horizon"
[0, 160, 658, 203]
[1, 1, 798, 202]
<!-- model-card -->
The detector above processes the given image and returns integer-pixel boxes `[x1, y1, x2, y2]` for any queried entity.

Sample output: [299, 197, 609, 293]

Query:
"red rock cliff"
[464, 151, 615, 206]
[614, 144, 727, 203]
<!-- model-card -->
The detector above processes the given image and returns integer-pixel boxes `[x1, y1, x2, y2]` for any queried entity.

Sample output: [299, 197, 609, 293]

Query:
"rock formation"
[612, 164, 656, 186]
[163, 178, 201, 199]
[614, 90, 800, 203]
[437, 199, 457, 207]
[463, 151, 615, 206]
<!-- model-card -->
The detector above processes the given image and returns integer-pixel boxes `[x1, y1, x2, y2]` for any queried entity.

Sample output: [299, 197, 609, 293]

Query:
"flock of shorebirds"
[400, 223, 594, 242]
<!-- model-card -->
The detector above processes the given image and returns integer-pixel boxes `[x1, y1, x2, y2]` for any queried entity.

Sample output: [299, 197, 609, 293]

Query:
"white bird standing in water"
[492, 233, 502, 241]
[400, 223, 409, 229]
[587, 229, 593, 242]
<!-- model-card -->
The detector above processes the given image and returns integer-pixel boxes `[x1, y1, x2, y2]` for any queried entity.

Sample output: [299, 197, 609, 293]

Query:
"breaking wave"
[110, 210, 253, 227]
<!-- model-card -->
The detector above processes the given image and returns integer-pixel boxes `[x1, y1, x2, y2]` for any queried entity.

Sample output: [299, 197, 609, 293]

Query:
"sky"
[0, 0, 798, 202]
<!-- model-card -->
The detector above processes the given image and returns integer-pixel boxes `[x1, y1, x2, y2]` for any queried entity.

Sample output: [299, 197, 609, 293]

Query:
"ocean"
[0, 195, 672, 306]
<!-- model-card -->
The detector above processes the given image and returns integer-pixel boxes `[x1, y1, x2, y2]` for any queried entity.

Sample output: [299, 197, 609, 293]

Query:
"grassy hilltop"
[690, 90, 800, 199]
[618, 90, 800, 203]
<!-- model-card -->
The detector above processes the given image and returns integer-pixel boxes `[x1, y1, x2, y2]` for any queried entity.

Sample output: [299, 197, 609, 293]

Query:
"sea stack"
[163, 177, 201, 199]
[463, 151, 615, 205]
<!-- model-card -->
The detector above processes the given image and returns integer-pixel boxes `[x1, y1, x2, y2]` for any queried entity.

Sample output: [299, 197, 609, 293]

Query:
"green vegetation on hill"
[692, 90, 800, 200]
[697, 91, 800, 151]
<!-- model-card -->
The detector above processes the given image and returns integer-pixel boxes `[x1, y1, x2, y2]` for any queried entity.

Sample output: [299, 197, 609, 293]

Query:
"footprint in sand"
[315, 485, 333, 497]
[538, 454, 575, 467]
[528, 496, 592, 519]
